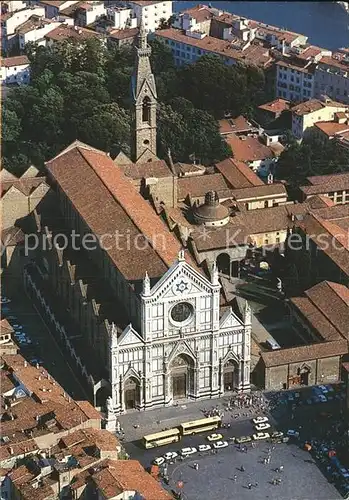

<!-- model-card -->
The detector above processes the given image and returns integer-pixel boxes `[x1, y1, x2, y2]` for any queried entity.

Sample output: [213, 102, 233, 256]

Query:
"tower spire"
[131, 18, 158, 163]
[138, 19, 147, 49]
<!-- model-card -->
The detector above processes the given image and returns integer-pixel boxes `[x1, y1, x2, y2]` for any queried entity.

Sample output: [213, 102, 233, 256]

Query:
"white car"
[212, 441, 229, 449]
[207, 433, 223, 442]
[252, 416, 269, 425]
[180, 447, 197, 457]
[253, 432, 270, 441]
[153, 457, 165, 466]
[198, 444, 211, 452]
[287, 429, 300, 438]
[318, 385, 328, 393]
[255, 423, 271, 431]
[235, 436, 252, 444]
[163, 451, 178, 461]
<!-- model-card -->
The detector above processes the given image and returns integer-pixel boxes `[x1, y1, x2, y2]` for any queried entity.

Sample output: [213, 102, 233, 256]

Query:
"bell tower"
[131, 23, 158, 163]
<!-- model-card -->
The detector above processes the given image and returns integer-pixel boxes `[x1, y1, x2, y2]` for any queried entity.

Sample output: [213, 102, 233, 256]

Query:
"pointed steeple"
[211, 260, 219, 286]
[243, 299, 252, 326]
[138, 19, 147, 50]
[131, 18, 158, 163]
[142, 271, 151, 296]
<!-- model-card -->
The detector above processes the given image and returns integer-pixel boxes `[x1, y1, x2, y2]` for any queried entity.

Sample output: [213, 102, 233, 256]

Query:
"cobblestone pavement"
[168, 441, 339, 500]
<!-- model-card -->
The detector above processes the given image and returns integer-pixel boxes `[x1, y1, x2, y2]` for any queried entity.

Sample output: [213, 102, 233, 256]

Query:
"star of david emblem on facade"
[176, 280, 189, 293]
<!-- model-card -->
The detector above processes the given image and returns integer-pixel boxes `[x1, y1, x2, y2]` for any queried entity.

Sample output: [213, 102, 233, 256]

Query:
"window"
[152, 375, 163, 396]
[264, 239, 269, 245]
[142, 96, 151, 122]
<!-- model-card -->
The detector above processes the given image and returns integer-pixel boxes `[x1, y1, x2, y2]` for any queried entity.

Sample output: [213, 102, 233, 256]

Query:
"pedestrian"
[254, 482, 258, 487]
[279, 465, 284, 472]
[233, 474, 237, 482]
[241, 465, 245, 472]
[248, 483, 252, 490]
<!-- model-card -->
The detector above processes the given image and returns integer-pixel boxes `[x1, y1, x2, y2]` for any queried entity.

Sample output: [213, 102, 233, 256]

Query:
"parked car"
[180, 447, 197, 457]
[212, 441, 228, 449]
[198, 444, 211, 452]
[253, 432, 270, 441]
[1, 297, 11, 304]
[255, 423, 271, 431]
[207, 433, 223, 442]
[318, 394, 327, 403]
[163, 451, 178, 461]
[153, 457, 165, 466]
[271, 431, 284, 439]
[252, 416, 269, 424]
[287, 429, 300, 438]
[235, 436, 252, 444]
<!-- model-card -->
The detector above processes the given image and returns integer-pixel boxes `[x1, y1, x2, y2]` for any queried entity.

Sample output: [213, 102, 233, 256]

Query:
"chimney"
[9, 447, 13, 455]
[24, 360, 27, 367]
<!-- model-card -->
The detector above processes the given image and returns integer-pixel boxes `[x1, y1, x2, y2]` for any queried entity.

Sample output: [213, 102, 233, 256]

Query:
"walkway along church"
[24, 25, 252, 425]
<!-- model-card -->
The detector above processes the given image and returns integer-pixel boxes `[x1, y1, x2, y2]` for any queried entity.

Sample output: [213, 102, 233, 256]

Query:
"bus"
[178, 415, 222, 436]
[143, 428, 181, 449]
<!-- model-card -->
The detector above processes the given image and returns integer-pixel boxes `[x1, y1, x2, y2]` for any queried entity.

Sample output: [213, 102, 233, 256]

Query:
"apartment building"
[129, 0, 172, 32]
[155, 27, 272, 68]
[290, 97, 349, 139]
[106, 5, 138, 30]
[314, 52, 349, 105]
[38, 0, 80, 19]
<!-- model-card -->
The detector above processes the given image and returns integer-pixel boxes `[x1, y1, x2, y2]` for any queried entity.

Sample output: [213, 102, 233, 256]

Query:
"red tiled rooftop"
[0, 55, 29, 68]
[215, 158, 264, 189]
[258, 98, 291, 114]
[224, 134, 274, 162]
[314, 121, 349, 138]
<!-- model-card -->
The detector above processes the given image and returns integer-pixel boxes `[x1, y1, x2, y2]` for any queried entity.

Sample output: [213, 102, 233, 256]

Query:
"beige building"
[300, 172, 349, 205]
[291, 97, 349, 139]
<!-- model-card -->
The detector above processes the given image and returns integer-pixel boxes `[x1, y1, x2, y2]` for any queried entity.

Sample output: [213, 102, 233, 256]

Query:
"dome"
[193, 191, 230, 227]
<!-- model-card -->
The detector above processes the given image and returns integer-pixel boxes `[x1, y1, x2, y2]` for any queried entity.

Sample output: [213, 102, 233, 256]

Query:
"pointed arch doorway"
[170, 354, 194, 400]
[124, 377, 140, 410]
[223, 359, 239, 391]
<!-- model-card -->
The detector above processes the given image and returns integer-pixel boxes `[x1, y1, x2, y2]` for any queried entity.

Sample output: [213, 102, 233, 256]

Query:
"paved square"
[167, 442, 339, 500]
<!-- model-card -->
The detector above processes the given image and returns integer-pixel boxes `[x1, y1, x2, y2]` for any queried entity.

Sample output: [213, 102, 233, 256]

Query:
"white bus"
[143, 428, 181, 449]
[179, 416, 222, 436]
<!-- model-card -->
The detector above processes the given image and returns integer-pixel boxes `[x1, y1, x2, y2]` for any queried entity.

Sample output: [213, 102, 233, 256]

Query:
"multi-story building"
[275, 59, 316, 103]
[1, 5, 45, 53]
[155, 27, 273, 68]
[290, 97, 349, 139]
[129, 0, 173, 32]
[314, 52, 349, 105]
[17, 15, 73, 51]
[37, 0, 80, 19]
[106, 5, 137, 30]
[75, 1, 106, 27]
[300, 172, 349, 205]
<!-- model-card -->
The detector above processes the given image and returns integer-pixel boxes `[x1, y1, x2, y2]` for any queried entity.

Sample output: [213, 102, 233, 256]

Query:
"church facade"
[106, 253, 251, 424]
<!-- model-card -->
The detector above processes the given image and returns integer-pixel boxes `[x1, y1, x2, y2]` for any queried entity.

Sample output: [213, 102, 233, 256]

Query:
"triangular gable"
[134, 75, 157, 102]
[114, 150, 134, 166]
[136, 148, 160, 164]
[148, 257, 214, 300]
[118, 324, 144, 347]
[219, 308, 243, 330]
[0, 169, 17, 182]
[123, 365, 141, 382]
[21, 165, 40, 178]
[45, 140, 107, 163]
[168, 340, 196, 366]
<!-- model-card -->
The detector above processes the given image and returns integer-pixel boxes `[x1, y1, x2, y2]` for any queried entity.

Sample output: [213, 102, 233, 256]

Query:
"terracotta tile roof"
[1, 370, 16, 394]
[46, 143, 185, 280]
[39, 0, 69, 6]
[0, 55, 29, 68]
[91, 459, 172, 499]
[290, 296, 342, 341]
[109, 27, 139, 40]
[306, 194, 335, 209]
[300, 172, 349, 196]
[120, 160, 172, 179]
[235, 204, 301, 235]
[178, 173, 229, 200]
[314, 121, 349, 138]
[178, 4, 216, 23]
[297, 212, 349, 276]
[45, 24, 103, 41]
[191, 223, 250, 251]
[276, 59, 316, 74]
[219, 116, 255, 135]
[291, 98, 347, 116]
[1, 177, 47, 198]
[15, 16, 52, 35]
[224, 134, 274, 162]
[304, 281, 349, 339]
[156, 28, 273, 68]
[173, 162, 205, 176]
[1, 353, 101, 454]
[231, 183, 287, 201]
[216, 158, 264, 189]
[261, 339, 348, 368]
[258, 98, 291, 114]
[1, 319, 14, 336]
[319, 53, 349, 71]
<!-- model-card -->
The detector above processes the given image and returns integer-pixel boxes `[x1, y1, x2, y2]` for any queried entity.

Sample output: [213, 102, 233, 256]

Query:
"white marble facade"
[106, 252, 251, 425]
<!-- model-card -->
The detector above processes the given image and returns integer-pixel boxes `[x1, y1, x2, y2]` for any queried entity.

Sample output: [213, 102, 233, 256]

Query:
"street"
[2, 293, 88, 401]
